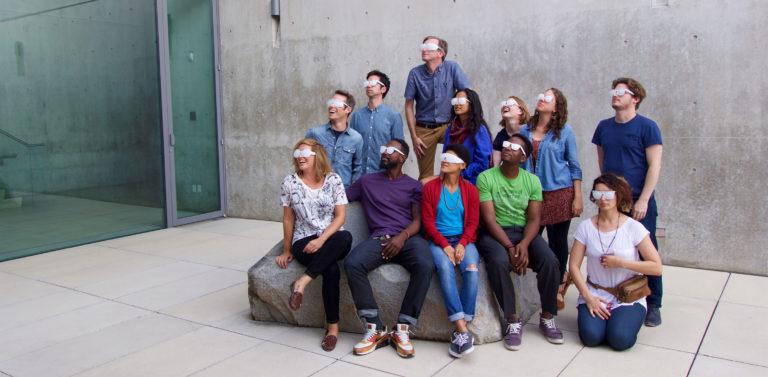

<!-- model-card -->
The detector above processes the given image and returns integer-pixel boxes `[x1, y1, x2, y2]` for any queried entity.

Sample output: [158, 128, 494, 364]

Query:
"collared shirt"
[349, 103, 405, 174]
[305, 123, 364, 187]
[404, 60, 470, 124]
[519, 123, 583, 191]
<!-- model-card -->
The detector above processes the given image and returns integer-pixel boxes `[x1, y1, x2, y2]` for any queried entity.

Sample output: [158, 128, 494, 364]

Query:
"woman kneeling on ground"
[421, 144, 481, 358]
[569, 173, 662, 351]
[276, 138, 352, 352]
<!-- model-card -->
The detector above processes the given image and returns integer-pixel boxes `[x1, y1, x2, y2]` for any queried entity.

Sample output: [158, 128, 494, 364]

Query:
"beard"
[379, 159, 397, 170]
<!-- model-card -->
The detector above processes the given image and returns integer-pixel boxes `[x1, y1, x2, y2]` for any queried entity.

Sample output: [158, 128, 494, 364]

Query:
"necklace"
[441, 185, 461, 212]
[597, 213, 620, 255]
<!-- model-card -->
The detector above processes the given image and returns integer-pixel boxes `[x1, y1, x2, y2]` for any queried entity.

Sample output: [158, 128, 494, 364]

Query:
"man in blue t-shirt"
[592, 77, 664, 327]
[404, 35, 470, 180]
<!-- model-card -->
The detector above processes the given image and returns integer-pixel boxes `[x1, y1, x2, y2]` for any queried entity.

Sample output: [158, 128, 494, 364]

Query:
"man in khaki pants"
[404, 35, 471, 180]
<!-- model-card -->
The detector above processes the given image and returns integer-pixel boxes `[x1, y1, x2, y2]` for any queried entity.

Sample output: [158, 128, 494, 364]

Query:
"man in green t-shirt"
[476, 133, 563, 351]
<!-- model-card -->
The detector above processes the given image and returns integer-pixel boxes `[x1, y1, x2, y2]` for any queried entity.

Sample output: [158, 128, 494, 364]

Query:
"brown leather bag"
[588, 275, 651, 303]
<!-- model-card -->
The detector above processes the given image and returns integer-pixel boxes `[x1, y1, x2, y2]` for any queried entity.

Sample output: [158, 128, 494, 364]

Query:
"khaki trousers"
[415, 124, 447, 180]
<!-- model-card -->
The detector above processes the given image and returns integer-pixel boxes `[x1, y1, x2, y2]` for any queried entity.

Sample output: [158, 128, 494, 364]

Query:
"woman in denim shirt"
[440, 89, 492, 185]
[521, 88, 583, 310]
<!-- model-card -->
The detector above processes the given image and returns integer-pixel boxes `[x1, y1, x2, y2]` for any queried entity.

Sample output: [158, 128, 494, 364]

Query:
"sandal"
[321, 332, 337, 352]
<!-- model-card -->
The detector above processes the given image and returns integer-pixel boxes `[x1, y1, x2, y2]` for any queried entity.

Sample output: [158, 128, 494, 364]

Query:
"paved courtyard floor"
[0, 218, 766, 376]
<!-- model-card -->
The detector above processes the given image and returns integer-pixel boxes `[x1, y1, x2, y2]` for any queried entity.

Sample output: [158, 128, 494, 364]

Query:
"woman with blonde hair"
[276, 138, 352, 352]
[492, 95, 530, 166]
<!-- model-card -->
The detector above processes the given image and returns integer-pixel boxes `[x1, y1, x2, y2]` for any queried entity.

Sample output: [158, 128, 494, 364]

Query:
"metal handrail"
[0, 128, 45, 147]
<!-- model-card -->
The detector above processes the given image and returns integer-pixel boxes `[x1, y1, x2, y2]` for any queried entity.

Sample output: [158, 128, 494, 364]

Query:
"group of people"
[275, 35, 664, 358]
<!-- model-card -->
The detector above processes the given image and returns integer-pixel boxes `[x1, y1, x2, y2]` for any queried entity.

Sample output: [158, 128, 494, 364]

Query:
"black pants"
[477, 226, 560, 320]
[291, 230, 352, 324]
[539, 220, 571, 282]
[343, 235, 433, 326]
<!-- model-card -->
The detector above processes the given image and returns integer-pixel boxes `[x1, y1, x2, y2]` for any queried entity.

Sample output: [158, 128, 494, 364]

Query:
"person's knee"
[343, 254, 364, 274]
[606, 332, 637, 351]
[323, 262, 340, 280]
[579, 328, 604, 347]
[433, 256, 453, 274]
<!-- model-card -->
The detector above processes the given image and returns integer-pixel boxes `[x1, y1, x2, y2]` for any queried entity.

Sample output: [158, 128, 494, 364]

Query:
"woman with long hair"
[421, 143, 480, 358]
[492, 95, 530, 166]
[569, 173, 662, 350]
[440, 88, 492, 184]
[276, 138, 352, 352]
[521, 88, 583, 310]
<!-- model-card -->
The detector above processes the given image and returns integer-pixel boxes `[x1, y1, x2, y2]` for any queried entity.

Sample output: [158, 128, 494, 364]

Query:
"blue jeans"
[577, 303, 646, 351]
[429, 236, 480, 323]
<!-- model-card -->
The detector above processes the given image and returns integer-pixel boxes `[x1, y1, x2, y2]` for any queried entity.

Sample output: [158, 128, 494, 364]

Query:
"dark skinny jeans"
[291, 230, 352, 324]
[538, 219, 571, 282]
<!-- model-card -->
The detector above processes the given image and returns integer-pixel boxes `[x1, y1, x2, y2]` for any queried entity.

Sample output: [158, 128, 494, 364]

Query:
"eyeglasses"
[363, 80, 384, 88]
[293, 149, 317, 159]
[326, 99, 349, 109]
[610, 88, 635, 97]
[500, 99, 519, 109]
[591, 190, 616, 200]
[420, 43, 440, 51]
[451, 97, 470, 106]
[440, 153, 465, 164]
[380, 146, 406, 156]
[537, 93, 554, 103]
[502, 141, 527, 156]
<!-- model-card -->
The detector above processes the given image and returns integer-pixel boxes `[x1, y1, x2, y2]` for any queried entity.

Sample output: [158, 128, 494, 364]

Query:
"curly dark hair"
[591, 173, 633, 213]
[529, 87, 568, 140]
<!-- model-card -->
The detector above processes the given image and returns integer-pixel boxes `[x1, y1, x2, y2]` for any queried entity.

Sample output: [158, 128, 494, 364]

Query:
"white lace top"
[280, 173, 348, 241]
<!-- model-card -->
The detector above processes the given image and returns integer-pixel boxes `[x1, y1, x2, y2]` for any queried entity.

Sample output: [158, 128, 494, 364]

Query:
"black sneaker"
[448, 331, 474, 358]
[645, 306, 662, 327]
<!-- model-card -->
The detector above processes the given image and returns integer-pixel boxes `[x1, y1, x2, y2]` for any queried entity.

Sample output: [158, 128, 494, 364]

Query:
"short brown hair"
[590, 173, 633, 213]
[612, 77, 646, 109]
[498, 95, 531, 128]
[422, 35, 448, 61]
[292, 138, 332, 178]
[334, 89, 356, 111]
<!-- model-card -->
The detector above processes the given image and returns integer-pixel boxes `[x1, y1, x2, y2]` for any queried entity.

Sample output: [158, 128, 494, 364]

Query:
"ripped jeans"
[429, 236, 480, 323]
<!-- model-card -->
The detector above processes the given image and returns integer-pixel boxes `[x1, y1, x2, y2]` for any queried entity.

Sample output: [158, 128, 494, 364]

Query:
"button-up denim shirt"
[305, 123, 364, 187]
[404, 60, 470, 124]
[349, 103, 405, 174]
[520, 123, 583, 191]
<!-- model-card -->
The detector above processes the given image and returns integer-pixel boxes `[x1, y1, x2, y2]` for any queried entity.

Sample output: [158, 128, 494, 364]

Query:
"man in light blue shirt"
[404, 35, 471, 180]
[305, 90, 364, 187]
[350, 70, 405, 175]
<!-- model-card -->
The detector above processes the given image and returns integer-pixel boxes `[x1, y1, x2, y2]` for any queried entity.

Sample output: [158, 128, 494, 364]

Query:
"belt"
[416, 122, 448, 129]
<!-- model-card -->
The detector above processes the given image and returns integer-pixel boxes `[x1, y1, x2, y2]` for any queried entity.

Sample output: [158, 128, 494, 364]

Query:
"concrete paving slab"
[700, 302, 768, 367]
[75, 327, 260, 377]
[560, 343, 694, 377]
[78, 260, 216, 299]
[40, 252, 173, 288]
[0, 314, 198, 377]
[151, 233, 261, 271]
[0, 290, 102, 332]
[268, 326, 357, 359]
[0, 301, 149, 361]
[688, 355, 768, 377]
[116, 268, 243, 311]
[721, 273, 768, 308]
[189, 341, 334, 377]
[161, 283, 249, 325]
[212, 310, 293, 341]
[662, 265, 730, 301]
[340, 336, 454, 377]
[437, 325, 582, 377]
[636, 295, 716, 353]
[0, 272, 68, 308]
[313, 360, 397, 377]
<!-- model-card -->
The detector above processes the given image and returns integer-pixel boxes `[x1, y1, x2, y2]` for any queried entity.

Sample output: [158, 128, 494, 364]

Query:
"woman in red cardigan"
[421, 143, 481, 358]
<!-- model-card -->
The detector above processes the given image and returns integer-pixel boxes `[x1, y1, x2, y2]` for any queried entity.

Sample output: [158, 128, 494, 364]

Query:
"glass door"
[158, 0, 224, 226]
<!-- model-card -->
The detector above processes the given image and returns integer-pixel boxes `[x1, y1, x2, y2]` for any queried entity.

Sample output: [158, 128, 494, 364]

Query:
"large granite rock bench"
[248, 202, 541, 344]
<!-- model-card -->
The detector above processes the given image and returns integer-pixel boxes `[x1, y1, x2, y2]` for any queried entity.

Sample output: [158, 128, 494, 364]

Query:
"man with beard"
[344, 138, 433, 358]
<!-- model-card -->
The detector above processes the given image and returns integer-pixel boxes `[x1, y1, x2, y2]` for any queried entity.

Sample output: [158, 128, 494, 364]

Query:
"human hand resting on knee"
[585, 294, 611, 320]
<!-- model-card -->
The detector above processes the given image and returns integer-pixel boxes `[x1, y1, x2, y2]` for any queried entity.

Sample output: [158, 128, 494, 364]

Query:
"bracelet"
[504, 244, 515, 251]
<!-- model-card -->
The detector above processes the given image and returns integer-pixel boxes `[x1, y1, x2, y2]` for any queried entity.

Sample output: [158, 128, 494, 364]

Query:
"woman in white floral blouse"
[276, 138, 352, 352]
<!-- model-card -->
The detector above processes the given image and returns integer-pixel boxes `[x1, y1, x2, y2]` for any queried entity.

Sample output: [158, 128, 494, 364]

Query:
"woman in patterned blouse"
[276, 138, 352, 352]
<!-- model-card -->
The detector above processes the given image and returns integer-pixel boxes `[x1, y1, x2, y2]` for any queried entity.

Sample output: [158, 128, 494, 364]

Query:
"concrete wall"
[219, 0, 768, 275]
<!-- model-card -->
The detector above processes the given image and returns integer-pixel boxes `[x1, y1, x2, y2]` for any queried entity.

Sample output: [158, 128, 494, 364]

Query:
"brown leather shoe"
[289, 282, 302, 311]
[321, 333, 337, 352]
